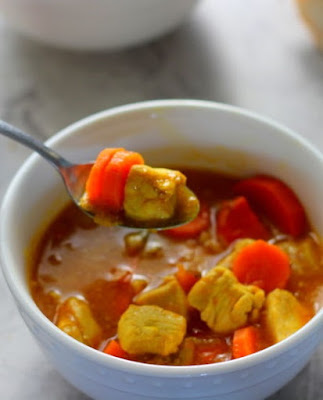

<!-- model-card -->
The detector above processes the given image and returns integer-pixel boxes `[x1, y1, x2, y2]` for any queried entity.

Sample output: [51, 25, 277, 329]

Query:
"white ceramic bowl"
[0, 0, 198, 51]
[1, 100, 323, 400]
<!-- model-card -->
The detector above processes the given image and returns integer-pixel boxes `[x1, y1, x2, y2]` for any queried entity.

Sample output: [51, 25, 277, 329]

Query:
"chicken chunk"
[278, 237, 322, 275]
[124, 165, 186, 222]
[175, 337, 196, 365]
[56, 297, 102, 347]
[265, 289, 310, 343]
[118, 304, 186, 356]
[188, 267, 265, 334]
[218, 239, 255, 269]
[124, 230, 149, 256]
[135, 277, 188, 317]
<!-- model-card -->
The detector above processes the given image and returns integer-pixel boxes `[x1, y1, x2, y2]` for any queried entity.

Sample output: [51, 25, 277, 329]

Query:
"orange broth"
[28, 168, 323, 365]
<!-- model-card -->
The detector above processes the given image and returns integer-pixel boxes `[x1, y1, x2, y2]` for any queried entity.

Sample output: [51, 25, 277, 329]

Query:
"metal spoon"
[0, 120, 199, 229]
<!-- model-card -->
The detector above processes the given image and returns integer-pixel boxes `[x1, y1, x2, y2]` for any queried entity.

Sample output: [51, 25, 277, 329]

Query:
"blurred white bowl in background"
[0, 0, 198, 51]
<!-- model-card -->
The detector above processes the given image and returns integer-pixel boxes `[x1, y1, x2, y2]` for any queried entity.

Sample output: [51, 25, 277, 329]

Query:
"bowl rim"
[1, 99, 322, 378]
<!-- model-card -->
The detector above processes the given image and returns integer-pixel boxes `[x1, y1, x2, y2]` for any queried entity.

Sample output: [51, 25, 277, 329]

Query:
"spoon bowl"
[0, 120, 199, 229]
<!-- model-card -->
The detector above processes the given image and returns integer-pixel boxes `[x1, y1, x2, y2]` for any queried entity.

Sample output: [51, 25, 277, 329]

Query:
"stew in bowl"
[29, 165, 323, 365]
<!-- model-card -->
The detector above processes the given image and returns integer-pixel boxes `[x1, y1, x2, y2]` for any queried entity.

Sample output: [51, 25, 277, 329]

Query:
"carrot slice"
[216, 196, 270, 245]
[100, 150, 144, 211]
[234, 175, 307, 237]
[232, 240, 291, 292]
[163, 203, 210, 239]
[232, 326, 259, 359]
[176, 264, 199, 293]
[103, 340, 129, 359]
[85, 148, 123, 206]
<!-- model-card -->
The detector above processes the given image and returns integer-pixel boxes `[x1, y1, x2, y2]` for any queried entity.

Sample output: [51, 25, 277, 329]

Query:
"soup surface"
[29, 168, 323, 365]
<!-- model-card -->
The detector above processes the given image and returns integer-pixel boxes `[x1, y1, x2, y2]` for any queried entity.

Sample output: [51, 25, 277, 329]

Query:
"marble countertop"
[0, 0, 322, 399]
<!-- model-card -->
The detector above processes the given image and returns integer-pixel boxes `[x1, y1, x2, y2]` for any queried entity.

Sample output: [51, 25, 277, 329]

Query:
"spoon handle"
[0, 120, 72, 170]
